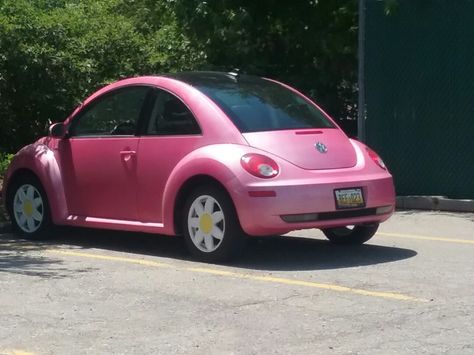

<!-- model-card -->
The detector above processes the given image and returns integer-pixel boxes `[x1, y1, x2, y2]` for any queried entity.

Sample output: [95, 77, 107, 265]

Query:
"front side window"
[70, 86, 150, 137]
[146, 90, 201, 135]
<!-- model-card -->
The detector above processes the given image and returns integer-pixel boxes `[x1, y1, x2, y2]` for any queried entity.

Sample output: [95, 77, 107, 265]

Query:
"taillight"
[241, 153, 279, 178]
[366, 147, 387, 170]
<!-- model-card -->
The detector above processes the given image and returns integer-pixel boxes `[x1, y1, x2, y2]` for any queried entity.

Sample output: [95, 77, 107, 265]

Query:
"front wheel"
[322, 223, 379, 245]
[182, 185, 245, 263]
[7, 175, 53, 240]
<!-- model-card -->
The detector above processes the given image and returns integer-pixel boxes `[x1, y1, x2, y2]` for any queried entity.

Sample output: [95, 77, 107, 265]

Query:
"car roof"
[164, 71, 265, 87]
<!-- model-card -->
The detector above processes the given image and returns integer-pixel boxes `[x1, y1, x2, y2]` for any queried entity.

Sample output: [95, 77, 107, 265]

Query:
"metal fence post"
[357, 0, 366, 142]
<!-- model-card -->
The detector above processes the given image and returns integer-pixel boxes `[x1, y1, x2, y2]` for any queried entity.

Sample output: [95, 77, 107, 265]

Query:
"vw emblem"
[315, 142, 328, 153]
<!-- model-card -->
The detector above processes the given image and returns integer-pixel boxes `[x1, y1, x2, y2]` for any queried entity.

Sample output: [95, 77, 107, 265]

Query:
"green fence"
[364, 0, 474, 198]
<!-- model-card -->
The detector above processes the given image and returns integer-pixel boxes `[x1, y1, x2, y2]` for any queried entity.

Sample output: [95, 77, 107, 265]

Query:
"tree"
[170, 0, 358, 122]
[0, 0, 358, 152]
[0, 0, 204, 151]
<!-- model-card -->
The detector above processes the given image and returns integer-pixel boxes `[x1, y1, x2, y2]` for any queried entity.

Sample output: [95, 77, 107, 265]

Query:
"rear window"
[194, 78, 335, 133]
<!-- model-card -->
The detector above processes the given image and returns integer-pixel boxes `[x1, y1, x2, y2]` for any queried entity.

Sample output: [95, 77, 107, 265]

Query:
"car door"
[136, 88, 202, 223]
[58, 85, 152, 220]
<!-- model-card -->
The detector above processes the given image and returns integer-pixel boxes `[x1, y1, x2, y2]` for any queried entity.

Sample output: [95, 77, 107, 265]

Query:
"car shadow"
[237, 235, 417, 271]
[0, 234, 97, 278]
[29, 227, 418, 272]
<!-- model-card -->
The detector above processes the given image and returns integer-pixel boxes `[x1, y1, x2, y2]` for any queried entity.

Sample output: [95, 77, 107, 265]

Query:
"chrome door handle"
[120, 150, 136, 162]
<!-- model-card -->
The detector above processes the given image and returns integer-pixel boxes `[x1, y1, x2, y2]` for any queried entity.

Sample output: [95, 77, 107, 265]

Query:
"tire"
[182, 185, 246, 263]
[7, 174, 53, 240]
[322, 223, 379, 245]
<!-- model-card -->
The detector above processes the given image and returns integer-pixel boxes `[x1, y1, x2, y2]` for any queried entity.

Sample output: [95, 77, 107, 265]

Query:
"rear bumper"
[231, 175, 395, 236]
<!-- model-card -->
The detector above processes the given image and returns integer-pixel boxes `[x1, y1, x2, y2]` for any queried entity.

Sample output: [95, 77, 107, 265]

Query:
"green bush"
[0, 153, 12, 221]
[0, 0, 205, 152]
[0, 153, 14, 180]
[0, 0, 358, 152]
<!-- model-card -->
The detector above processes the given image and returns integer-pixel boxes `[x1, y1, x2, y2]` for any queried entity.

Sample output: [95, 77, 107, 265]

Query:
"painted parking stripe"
[187, 267, 427, 302]
[378, 232, 474, 245]
[49, 249, 428, 303]
[4, 350, 36, 355]
[48, 250, 173, 268]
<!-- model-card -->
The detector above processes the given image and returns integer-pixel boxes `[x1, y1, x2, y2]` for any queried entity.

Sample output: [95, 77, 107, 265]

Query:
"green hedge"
[0, 152, 14, 180]
[0, 0, 358, 152]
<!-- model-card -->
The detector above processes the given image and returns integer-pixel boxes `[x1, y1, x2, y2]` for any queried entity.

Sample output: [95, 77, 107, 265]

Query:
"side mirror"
[49, 122, 66, 138]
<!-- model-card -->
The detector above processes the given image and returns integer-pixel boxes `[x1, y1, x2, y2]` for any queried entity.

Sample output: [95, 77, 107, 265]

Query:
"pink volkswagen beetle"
[3, 72, 395, 262]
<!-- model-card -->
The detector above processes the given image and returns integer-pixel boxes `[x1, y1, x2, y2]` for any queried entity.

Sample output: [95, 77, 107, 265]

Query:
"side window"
[70, 86, 150, 137]
[146, 90, 201, 135]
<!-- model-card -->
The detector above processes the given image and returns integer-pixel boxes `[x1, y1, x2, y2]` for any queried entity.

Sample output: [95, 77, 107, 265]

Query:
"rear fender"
[161, 144, 250, 235]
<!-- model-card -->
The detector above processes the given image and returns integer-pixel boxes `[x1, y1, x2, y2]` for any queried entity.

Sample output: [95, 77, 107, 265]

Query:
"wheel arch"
[4, 143, 69, 225]
[4, 168, 40, 203]
[173, 174, 235, 236]
[159, 144, 252, 236]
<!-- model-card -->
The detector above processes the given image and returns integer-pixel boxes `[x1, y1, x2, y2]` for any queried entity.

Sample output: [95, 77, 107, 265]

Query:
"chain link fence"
[364, 0, 474, 199]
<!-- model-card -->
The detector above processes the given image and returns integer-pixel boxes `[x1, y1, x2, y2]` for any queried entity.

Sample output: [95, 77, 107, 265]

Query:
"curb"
[396, 196, 474, 213]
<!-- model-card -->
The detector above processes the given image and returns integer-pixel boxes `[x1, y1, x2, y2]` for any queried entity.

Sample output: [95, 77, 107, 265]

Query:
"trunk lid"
[242, 129, 357, 170]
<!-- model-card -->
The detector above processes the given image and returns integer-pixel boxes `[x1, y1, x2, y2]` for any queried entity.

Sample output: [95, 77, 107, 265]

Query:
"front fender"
[3, 139, 68, 224]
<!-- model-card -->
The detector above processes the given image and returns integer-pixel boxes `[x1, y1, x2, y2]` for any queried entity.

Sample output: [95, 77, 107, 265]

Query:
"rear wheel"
[182, 185, 245, 263]
[7, 175, 53, 240]
[322, 223, 379, 245]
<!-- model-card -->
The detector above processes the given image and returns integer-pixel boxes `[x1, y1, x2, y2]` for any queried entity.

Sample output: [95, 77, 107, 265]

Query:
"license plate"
[334, 188, 365, 209]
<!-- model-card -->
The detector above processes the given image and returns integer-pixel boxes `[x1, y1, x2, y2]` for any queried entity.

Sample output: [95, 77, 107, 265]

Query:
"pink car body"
[3, 73, 395, 240]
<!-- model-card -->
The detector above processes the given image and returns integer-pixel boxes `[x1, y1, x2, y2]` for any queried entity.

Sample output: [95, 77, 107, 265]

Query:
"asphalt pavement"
[0, 211, 473, 354]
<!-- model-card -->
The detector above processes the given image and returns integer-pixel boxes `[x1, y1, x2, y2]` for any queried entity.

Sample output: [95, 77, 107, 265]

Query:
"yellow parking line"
[378, 232, 474, 245]
[49, 250, 172, 268]
[4, 350, 36, 355]
[188, 267, 426, 302]
[49, 250, 428, 303]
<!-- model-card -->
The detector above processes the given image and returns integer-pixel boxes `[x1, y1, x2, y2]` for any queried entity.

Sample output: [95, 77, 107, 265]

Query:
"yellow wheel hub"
[23, 200, 33, 217]
[199, 213, 213, 234]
